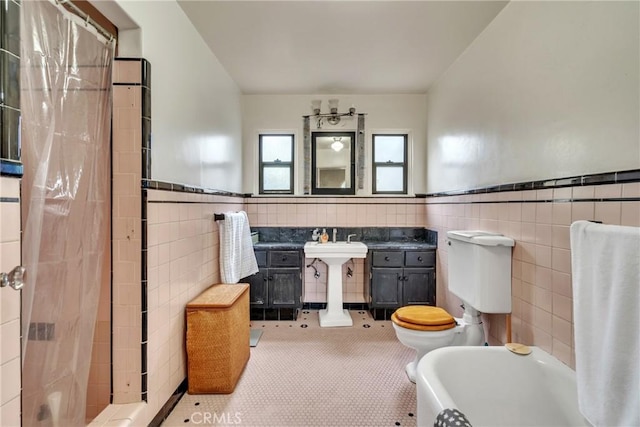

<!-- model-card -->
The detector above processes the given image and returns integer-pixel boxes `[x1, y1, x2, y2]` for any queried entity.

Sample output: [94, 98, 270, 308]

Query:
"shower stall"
[20, 0, 114, 424]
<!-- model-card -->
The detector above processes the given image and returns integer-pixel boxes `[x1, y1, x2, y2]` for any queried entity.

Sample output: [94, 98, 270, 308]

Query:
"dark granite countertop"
[253, 242, 305, 250]
[362, 242, 436, 250]
[253, 241, 436, 251]
[252, 227, 437, 252]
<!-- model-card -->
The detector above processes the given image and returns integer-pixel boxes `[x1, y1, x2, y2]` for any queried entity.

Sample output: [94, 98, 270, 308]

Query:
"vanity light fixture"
[311, 100, 322, 115]
[331, 137, 344, 152]
[306, 99, 358, 128]
[328, 99, 339, 115]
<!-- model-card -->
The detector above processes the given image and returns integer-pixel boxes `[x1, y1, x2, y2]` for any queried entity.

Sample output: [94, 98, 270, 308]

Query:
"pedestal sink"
[303, 241, 368, 327]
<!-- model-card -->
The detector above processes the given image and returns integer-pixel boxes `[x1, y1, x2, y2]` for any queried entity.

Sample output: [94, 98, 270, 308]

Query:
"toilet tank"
[447, 231, 515, 313]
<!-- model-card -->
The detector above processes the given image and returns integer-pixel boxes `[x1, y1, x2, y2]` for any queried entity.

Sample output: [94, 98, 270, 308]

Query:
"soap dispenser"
[320, 228, 329, 243]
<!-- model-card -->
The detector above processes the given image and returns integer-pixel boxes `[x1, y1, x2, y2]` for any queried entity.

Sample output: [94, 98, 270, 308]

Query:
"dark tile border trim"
[426, 169, 640, 198]
[143, 183, 424, 200]
[148, 379, 187, 427]
[141, 188, 148, 401]
[142, 179, 249, 198]
[180, 171, 637, 200]
[424, 197, 640, 205]
[0, 159, 23, 177]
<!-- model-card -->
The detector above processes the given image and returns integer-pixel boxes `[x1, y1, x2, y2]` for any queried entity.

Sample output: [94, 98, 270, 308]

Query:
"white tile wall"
[0, 176, 21, 427]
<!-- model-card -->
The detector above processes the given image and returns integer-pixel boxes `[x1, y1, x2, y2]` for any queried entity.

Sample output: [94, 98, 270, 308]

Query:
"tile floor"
[162, 310, 417, 427]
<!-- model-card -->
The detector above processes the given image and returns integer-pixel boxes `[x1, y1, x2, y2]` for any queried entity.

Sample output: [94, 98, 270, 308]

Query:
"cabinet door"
[245, 268, 268, 307]
[370, 268, 402, 308]
[403, 268, 435, 306]
[268, 268, 301, 308]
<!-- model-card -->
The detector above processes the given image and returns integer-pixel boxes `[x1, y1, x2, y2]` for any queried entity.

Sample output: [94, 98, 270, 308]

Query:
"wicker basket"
[186, 284, 250, 394]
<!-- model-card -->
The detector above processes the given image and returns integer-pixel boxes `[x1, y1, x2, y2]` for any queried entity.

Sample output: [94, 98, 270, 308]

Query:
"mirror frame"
[311, 131, 356, 195]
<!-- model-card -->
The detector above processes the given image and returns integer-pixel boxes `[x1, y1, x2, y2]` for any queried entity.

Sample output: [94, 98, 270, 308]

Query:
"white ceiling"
[177, 1, 508, 95]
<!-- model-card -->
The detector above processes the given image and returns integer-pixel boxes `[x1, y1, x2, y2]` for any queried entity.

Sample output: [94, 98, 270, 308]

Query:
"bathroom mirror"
[311, 132, 355, 195]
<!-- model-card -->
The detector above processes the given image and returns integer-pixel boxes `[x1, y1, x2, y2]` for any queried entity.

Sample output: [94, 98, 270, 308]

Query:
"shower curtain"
[20, 1, 114, 425]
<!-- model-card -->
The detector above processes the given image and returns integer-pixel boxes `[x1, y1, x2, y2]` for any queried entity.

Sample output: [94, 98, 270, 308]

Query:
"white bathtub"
[416, 346, 590, 426]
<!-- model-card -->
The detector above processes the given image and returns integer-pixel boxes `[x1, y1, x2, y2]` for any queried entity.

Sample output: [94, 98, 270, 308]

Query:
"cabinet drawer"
[372, 251, 403, 267]
[405, 251, 435, 267]
[254, 251, 267, 267]
[269, 251, 301, 267]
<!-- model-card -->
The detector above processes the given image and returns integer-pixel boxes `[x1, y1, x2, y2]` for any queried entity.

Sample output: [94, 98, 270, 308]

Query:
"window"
[372, 134, 408, 194]
[259, 134, 294, 194]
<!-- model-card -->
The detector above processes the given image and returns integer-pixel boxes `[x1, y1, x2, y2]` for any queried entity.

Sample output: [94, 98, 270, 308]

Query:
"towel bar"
[214, 213, 225, 221]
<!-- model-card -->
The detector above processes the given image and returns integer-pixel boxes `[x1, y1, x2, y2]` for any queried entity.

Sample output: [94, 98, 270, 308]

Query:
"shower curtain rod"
[55, 0, 117, 44]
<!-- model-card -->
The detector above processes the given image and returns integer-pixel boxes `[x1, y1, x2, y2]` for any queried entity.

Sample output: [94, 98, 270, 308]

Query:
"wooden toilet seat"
[391, 305, 457, 331]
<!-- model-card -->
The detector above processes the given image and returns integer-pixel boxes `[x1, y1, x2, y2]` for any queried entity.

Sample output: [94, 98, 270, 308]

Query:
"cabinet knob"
[384, 256, 390, 261]
[268, 276, 273, 281]
[263, 277, 268, 282]
[417, 256, 423, 262]
[282, 256, 287, 262]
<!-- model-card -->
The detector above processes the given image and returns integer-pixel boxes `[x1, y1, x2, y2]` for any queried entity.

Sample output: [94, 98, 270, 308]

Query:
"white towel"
[219, 211, 259, 283]
[570, 220, 640, 427]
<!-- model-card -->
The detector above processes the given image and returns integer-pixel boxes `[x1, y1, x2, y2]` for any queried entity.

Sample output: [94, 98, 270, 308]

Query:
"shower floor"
[161, 310, 417, 427]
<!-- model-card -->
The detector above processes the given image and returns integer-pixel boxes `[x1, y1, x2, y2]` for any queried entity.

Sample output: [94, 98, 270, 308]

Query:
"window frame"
[372, 133, 408, 195]
[258, 133, 295, 195]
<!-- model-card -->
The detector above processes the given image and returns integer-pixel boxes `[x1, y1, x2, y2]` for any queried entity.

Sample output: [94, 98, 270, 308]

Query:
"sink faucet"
[333, 228, 337, 243]
[347, 234, 357, 243]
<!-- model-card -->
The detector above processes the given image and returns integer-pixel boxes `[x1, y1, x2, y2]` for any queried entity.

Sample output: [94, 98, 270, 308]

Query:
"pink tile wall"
[0, 177, 21, 426]
[425, 183, 640, 368]
[88, 175, 113, 420]
[86, 319, 110, 420]
[117, 179, 637, 422]
[303, 259, 366, 303]
[111, 61, 143, 404]
[145, 190, 243, 420]
[246, 197, 424, 228]
[247, 197, 425, 302]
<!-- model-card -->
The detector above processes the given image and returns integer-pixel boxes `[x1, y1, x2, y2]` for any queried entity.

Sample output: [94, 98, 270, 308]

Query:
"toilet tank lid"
[447, 230, 515, 247]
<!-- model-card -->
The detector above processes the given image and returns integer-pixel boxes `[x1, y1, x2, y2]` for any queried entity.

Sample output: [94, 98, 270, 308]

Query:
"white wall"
[114, 0, 244, 193]
[426, 1, 640, 194]
[242, 94, 428, 195]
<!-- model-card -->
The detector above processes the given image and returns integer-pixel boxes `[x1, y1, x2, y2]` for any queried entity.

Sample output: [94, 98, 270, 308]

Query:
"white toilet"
[392, 230, 515, 382]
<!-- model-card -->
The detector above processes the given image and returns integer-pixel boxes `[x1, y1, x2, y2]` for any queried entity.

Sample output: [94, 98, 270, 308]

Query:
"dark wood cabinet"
[267, 268, 300, 307]
[243, 249, 303, 314]
[403, 267, 436, 305]
[247, 267, 268, 307]
[366, 249, 436, 311]
[370, 268, 402, 308]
